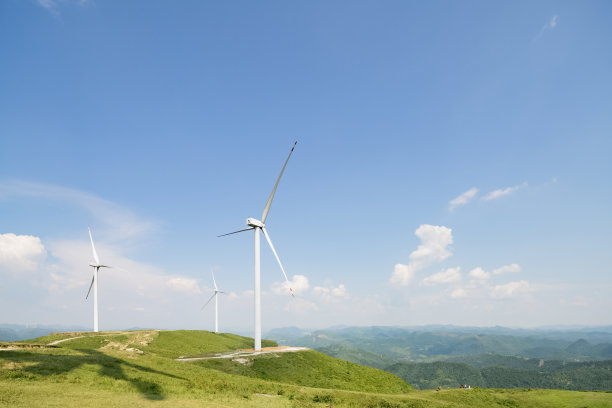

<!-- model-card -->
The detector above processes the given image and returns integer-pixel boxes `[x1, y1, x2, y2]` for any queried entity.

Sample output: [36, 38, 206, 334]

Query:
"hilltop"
[1, 330, 611, 407]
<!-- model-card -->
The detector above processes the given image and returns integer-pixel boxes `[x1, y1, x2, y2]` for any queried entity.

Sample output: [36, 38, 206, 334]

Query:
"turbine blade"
[201, 293, 216, 311]
[262, 227, 294, 297]
[217, 227, 255, 237]
[88, 227, 100, 265]
[261, 141, 297, 223]
[211, 269, 218, 291]
[85, 275, 95, 300]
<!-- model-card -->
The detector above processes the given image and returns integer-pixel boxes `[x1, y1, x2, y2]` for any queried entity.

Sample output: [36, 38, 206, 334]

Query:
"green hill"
[197, 348, 410, 393]
[316, 343, 397, 369]
[1, 330, 611, 407]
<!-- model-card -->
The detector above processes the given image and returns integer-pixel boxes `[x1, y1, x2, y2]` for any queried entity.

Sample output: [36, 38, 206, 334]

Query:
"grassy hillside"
[145, 330, 277, 357]
[197, 349, 411, 393]
[1, 330, 611, 407]
[317, 343, 397, 369]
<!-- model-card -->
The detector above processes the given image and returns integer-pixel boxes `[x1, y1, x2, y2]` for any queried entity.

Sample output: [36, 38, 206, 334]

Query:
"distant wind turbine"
[201, 269, 225, 333]
[85, 227, 111, 332]
[219, 141, 297, 351]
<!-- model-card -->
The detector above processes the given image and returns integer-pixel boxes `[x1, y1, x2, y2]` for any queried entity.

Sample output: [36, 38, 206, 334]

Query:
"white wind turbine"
[219, 141, 297, 351]
[201, 269, 225, 333]
[85, 227, 111, 332]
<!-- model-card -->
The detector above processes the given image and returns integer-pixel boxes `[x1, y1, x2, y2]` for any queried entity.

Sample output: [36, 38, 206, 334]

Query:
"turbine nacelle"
[247, 218, 265, 228]
[89, 262, 110, 268]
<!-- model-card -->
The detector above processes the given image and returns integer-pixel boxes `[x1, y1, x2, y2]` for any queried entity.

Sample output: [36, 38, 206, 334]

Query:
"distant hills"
[266, 325, 612, 361]
[0, 324, 89, 342]
[266, 325, 612, 391]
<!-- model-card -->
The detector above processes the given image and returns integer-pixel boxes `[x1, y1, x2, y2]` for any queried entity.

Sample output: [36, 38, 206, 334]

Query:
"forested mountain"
[268, 325, 612, 361]
[386, 359, 612, 391]
[267, 325, 612, 391]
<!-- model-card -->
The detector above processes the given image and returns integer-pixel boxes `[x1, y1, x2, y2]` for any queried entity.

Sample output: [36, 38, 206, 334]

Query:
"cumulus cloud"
[390, 225, 453, 286]
[468, 267, 491, 280]
[449, 187, 478, 210]
[271, 274, 310, 296]
[422, 267, 461, 286]
[493, 264, 522, 275]
[391, 264, 415, 286]
[0, 233, 47, 275]
[483, 182, 527, 201]
[491, 280, 530, 299]
[313, 283, 349, 302]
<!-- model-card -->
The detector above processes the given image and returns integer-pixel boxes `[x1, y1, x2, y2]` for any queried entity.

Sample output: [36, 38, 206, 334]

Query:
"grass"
[1, 330, 612, 407]
[198, 349, 412, 393]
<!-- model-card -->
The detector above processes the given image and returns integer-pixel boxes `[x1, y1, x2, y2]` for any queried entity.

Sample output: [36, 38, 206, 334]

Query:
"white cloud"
[0, 233, 47, 275]
[40, 238, 206, 307]
[491, 280, 530, 299]
[391, 264, 415, 286]
[468, 267, 491, 280]
[390, 225, 453, 286]
[167, 277, 201, 294]
[37, 0, 58, 11]
[332, 284, 347, 297]
[0, 181, 157, 241]
[451, 288, 467, 299]
[449, 187, 478, 210]
[271, 274, 310, 296]
[493, 264, 522, 275]
[534, 15, 559, 41]
[313, 283, 349, 302]
[549, 15, 558, 28]
[36, 0, 92, 16]
[422, 267, 461, 286]
[483, 182, 526, 201]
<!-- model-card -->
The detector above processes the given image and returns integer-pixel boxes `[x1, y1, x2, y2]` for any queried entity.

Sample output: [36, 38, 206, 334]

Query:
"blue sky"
[1, 0, 611, 333]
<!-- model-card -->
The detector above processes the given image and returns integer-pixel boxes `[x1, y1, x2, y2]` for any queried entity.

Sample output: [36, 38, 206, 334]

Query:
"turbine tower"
[85, 227, 111, 332]
[219, 141, 297, 351]
[201, 269, 225, 333]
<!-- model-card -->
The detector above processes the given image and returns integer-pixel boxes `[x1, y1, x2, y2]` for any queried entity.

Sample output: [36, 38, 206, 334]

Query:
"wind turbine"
[201, 269, 225, 333]
[85, 227, 111, 332]
[219, 141, 297, 351]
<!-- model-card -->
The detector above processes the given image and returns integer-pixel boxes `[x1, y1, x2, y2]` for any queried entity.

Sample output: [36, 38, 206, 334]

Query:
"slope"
[0, 330, 611, 407]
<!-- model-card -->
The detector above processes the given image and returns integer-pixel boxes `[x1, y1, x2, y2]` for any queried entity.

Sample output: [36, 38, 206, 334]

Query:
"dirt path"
[176, 346, 309, 362]
[47, 336, 87, 346]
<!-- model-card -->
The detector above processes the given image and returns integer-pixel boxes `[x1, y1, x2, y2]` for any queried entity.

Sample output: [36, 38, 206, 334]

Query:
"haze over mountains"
[266, 325, 612, 391]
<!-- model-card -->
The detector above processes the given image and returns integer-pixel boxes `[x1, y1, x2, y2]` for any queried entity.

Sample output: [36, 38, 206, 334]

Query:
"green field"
[1, 330, 611, 407]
